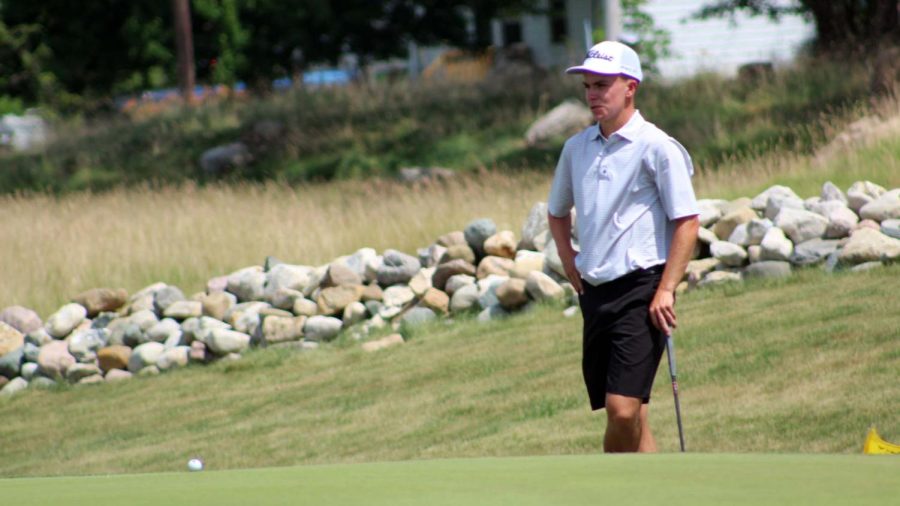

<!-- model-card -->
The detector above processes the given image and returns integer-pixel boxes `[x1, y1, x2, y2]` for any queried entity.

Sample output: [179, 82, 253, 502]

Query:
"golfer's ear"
[626, 79, 638, 97]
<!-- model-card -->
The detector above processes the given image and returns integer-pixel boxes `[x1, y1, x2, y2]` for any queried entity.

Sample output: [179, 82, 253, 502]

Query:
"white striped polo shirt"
[548, 110, 699, 286]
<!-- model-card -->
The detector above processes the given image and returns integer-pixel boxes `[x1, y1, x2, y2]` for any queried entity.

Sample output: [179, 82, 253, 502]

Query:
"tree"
[694, 1, 900, 51]
[593, 0, 672, 77]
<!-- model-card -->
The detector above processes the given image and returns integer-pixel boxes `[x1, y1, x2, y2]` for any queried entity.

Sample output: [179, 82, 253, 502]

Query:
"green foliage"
[593, 0, 672, 77]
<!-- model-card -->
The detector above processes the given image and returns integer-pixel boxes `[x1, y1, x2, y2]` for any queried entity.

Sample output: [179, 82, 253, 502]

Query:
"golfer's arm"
[659, 215, 700, 292]
[547, 212, 575, 257]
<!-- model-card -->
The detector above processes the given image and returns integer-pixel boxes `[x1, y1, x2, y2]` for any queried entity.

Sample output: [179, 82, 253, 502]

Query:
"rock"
[562, 306, 579, 318]
[712, 207, 758, 241]
[262, 315, 306, 344]
[441, 243, 477, 265]
[484, 231, 517, 259]
[476, 256, 516, 279]
[444, 274, 476, 297]
[360, 284, 384, 302]
[342, 303, 367, 327]
[205, 329, 251, 355]
[128, 342, 166, 372]
[744, 261, 792, 279]
[200, 291, 236, 321]
[20, 362, 38, 381]
[226, 266, 267, 302]
[764, 194, 805, 221]
[401, 307, 437, 327]
[22, 342, 40, 363]
[200, 142, 251, 176]
[746, 218, 774, 246]
[163, 300, 202, 320]
[377, 249, 421, 286]
[105, 369, 133, 382]
[686, 258, 722, 285]
[363, 256, 382, 284]
[45, 303, 87, 339]
[130, 309, 160, 332]
[525, 100, 593, 146]
[25, 328, 52, 347]
[821, 181, 848, 204]
[37, 340, 76, 380]
[525, 271, 564, 302]
[361, 334, 404, 352]
[477, 305, 508, 322]
[317, 285, 363, 316]
[0, 347, 24, 379]
[408, 267, 436, 297]
[224, 301, 269, 334]
[477, 275, 509, 309]
[71, 288, 128, 317]
[790, 238, 841, 266]
[727, 223, 751, 246]
[859, 189, 900, 222]
[697, 199, 727, 227]
[837, 228, 900, 265]
[324, 262, 363, 287]
[698, 270, 743, 287]
[419, 288, 450, 315]
[747, 245, 762, 263]
[1, 377, 28, 396]
[417, 244, 448, 269]
[775, 208, 829, 244]
[856, 219, 882, 232]
[823, 205, 859, 239]
[207, 275, 229, 293]
[0, 322, 25, 357]
[450, 284, 480, 313]
[464, 218, 497, 256]
[67, 329, 107, 362]
[65, 363, 102, 383]
[496, 278, 529, 310]
[751, 185, 801, 211]
[156, 346, 191, 371]
[153, 286, 185, 314]
[432, 259, 477, 290]
[29, 376, 56, 390]
[303, 316, 343, 342]
[520, 202, 550, 251]
[137, 365, 161, 377]
[0, 376, 7, 390]
[511, 250, 545, 278]
[760, 227, 793, 262]
[0, 306, 42, 334]
[710, 241, 748, 267]
[850, 261, 884, 272]
[97, 346, 132, 372]
[189, 340, 209, 363]
[292, 297, 319, 317]
[846, 181, 886, 213]
[530, 230, 551, 252]
[882, 219, 900, 239]
[146, 318, 181, 343]
[398, 166, 455, 183]
[382, 285, 416, 308]
[436, 230, 467, 248]
[76, 374, 104, 385]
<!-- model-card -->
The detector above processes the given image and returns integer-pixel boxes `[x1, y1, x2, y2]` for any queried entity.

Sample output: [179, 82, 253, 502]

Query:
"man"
[547, 41, 700, 453]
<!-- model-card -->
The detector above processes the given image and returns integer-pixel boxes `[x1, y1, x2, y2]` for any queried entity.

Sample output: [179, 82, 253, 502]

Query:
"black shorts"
[578, 264, 666, 411]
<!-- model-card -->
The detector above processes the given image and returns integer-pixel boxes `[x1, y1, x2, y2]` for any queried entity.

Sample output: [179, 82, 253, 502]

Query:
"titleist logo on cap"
[586, 49, 614, 61]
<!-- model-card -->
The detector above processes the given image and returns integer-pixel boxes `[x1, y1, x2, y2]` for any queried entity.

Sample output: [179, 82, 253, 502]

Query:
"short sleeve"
[652, 138, 699, 220]
[547, 143, 574, 217]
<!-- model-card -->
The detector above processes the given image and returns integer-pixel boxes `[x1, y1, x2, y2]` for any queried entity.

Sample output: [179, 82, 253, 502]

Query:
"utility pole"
[172, 0, 196, 103]
[603, 0, 622, 42]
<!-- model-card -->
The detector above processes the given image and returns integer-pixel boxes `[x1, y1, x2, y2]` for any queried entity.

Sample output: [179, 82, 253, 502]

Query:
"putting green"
[3, 454, 897, 505]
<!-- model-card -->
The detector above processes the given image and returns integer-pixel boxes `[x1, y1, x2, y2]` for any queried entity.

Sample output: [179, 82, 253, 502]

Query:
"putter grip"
[666, 335, 677, 377]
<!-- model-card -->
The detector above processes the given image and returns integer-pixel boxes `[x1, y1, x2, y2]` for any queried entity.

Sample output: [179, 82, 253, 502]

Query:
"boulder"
[105, 369, 133, 382]
[859, 189, 900, 222]
[760, 227, 793, 262]
[419, 288, 450, 315]
[698, 270, 743, 287]
[524, 100, 593, 146]
[324, 262, 363, 287]
[450, 284, 480, 313]
[477, 305, 509, 322]
[476, 256, 516, 279]
[837, 228, 900, 265]
[200, 291, 236, 321]
[685, 258, 721, 285]
[464, 218, 497, 256]
[432, 259, 477, 290]
[153, 286, 185, 314]
[496, 278, 529, 310]
[0, 377, 28, 397]
[292, 297, 319, 317]
[45, 303, 87, 339]
[342, 303, 367, 327]
[846, 181, 886, 213]
[382, 285, 416, 308]
[226, 266, 267, 302]
[477, 275, 509, 309]
[0, 306, 43, 334]
[710, 241, 748, 267]
[97, 345, 132, 372]
[163, 300, 202, 320]
[751, 185, 801, 211]
[697, 199, 727, 227]
[441, 244, 477, 264]
[207, 275, 229, 293]
[37, 341, 76, 380]
[377, 250, 421, 286]
[23, 342, 40, 363]
[790, 238, 841, 266]
[774, 208, 829, 244]
[67, 329, 107, 362]
[72, 288, 128, 317]
[882, 219, 900, 239]
[445, 274, 476, 297]
[65, 363, 102, 383]
[727, 223, 751, 246]
[744, 261, 792, 279]
[436, 230, 467, 248]
[360, 284, 384, 302]
[0, 347, 24, 379]
[262, 315, 306, 344]
[156, 346, 191, 371]
[764, 194, 805, 221]
[483, 231, 517, 259]
[0, 322, 25, 356]
[525, 271, 565, 302]
[746, 218, 774, 246]
[821, 181, 848, 204]
[205, 329, 251, 355]
[361, 334, 404, 352]
[303, 316, 343, 342]
[520, 202, 550, 251]
[400, 307, 437, 327]
[511, 250, 545, 278]
[128, 342, 166, 372]
[417, 244, 448, 269]
[712, 206, 757, 241]
[19, 361, 38, 380]
[317, 285, 363, 316]
[408, 267, 436, 297]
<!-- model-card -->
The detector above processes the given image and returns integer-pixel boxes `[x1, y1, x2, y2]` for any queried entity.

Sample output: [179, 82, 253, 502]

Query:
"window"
[551, 0, 567, 43]
[503, 21, 522, 45]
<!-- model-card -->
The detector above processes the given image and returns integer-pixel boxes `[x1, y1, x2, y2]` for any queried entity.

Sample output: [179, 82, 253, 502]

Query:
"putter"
[665, 334, 686, 452]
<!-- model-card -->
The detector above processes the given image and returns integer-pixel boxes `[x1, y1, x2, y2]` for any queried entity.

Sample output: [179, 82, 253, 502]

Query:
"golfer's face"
[583, 74, 632, 123]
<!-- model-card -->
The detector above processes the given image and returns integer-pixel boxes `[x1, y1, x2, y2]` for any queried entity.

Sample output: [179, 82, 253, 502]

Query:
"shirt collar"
[593, 110, 645, 142]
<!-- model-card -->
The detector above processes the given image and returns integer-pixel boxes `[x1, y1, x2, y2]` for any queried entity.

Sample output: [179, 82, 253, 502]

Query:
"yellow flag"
[863, 427, 900, 455]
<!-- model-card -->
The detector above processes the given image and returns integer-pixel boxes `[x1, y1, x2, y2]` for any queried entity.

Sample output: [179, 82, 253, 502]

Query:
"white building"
[489, 0, 814, 80]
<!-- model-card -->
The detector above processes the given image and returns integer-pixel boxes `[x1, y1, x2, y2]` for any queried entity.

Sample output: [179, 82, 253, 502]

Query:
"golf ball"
[188, 458, 204, 472]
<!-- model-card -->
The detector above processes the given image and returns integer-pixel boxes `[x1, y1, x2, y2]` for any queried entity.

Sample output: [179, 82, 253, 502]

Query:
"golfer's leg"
[604, 393, 643, 452]
[638, 404, 657, 453]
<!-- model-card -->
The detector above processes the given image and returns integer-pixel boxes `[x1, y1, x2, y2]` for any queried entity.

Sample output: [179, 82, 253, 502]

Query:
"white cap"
[565, 41, 643, 82]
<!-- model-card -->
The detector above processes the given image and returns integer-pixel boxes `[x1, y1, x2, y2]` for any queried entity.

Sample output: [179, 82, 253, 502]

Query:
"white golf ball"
[187, 458, 204, 472]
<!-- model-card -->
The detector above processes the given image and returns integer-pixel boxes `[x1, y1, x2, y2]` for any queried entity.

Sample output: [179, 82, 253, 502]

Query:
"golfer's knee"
[606, 398, 641, 428]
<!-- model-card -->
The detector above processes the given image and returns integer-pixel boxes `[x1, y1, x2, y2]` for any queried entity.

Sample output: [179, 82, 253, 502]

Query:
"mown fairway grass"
[3, 454, 898, 506]
[1, 265, 897, 479]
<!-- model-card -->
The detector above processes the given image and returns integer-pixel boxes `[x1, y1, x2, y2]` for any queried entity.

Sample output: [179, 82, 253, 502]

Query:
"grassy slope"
[2, 454, 898, 506]
[1, 266, 897, 478]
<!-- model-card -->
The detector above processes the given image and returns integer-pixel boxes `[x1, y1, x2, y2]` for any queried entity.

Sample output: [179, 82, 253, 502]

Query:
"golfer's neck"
[600, 106, 635, 138]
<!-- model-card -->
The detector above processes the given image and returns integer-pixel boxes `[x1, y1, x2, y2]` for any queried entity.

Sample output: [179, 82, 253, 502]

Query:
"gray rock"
[67, 329, 108, 362]
[163, 300, 202, 320]
[227, 266, 267, 302]
[25, 328, 52, 347]
[37, 340, 76, 381]
[727, 223, 751, 246]
[200, 142, 251, 176]
[65, 363, 102, 383]
[137, 365, 161, 377]
[838, 228, 900, 265]
[0, 306, 42, 334]
[746, 218, 774, 246]
[262, 315, 306, 344]
[269, 288, 304, 311]
[710, 240, 748, 267]
[697, 199, 727, 228]
[765, 194, 805, 221]
[697, 227, 718, 245]
[265, 263, 319, 299]
[417, 244, 448, 269]
[432, 259, 477, 291]
[364, 300, 385, 318]
[751, 185, 801, 211]
[382, 285, 415, 308]
[824, 205, 859, 239]
[450, 284, 480, 313]
[698, 271, 743, 287]
[130, 309, 160, 332]
[20, 362, 38, 381]
[821, 181, 848, 204]
[859, 189, 900, 222]
[1, 377, 28, 396]
[342, 302, 367, 327]
[686, 258, 721, 285]
[464, 218, 497, 256]
[444, 274, 476, 297]
[156, 346, 191, 371]
[477, 275, 509, 309]
[881, 219, 900, 239]
[128, 342, 166, 372]
[520, 202, 550, 251]
[400, 307, 437, 327]
[147, 318, 182, 343]
[850, 261, 884, 272]
[713, 206, 758, 240]
[747, 245, 762, 263]
[744, 261, 792, 279]
[153, 285, 185, 315]
[91, 312, 118, 329]
[760, 227, 793, 262]
[774, 208, 828, 244]
[23, 342, 40, 363]
[45, 303, 87, 339]
[524, 100, 593, 146]
[846, 181, 886, 213]
[207, 275, 229, 293]
[303, 316, 343, 342]
[29, 376, 56, 389]
[105, 369, 133, 382]
[0, 347, 24, 379]
[205, 329, 251, 355]
[163, 330, 187, 349]
[791, 238, 841, 266]
[477, 305, 508, 322]
[377, 249, 421, 286]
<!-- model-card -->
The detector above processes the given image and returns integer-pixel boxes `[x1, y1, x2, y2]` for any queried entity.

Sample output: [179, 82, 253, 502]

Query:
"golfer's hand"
[649, 289, 676, 334]
[559, 250, 583, 295]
